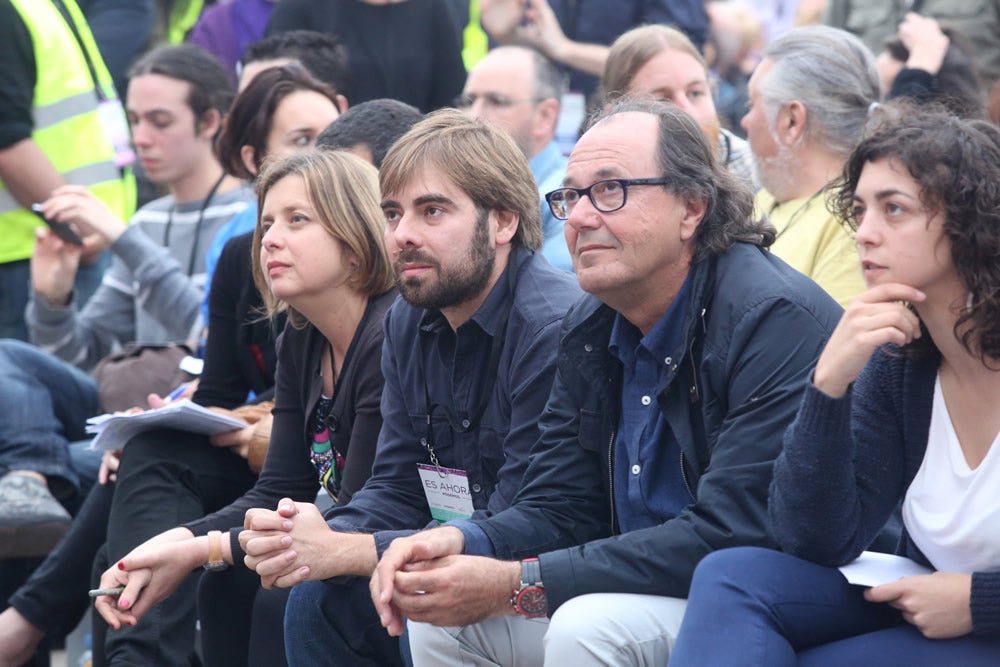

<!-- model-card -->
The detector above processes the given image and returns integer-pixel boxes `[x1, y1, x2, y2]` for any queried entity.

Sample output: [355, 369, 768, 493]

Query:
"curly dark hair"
[830, 102, 1000, 362]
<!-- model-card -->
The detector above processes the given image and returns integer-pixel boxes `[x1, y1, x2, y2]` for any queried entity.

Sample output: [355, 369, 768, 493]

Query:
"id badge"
[417, 463, 474, 522]
[96, 98, 136, 168]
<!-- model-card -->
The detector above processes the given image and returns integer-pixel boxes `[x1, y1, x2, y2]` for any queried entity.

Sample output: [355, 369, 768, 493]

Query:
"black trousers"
[8, 480, 113, 641]
[198, 563, 292, 667]
[90, 428, 257, 666]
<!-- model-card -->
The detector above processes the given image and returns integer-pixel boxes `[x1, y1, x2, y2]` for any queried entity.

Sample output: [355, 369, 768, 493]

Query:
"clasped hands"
[368, 527, 521, 636]
[241, 506, 522, 633]
[239, 498, 378, 587]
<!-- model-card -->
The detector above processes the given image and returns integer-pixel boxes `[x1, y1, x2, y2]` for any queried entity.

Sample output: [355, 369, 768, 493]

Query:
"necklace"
[769, 185, 829, 242]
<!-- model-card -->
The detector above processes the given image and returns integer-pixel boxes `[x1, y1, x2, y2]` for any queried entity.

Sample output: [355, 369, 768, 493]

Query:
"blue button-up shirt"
[531, 140, 572, 272]
[608, 276, 693, 532]
[324, 249, 582, 556]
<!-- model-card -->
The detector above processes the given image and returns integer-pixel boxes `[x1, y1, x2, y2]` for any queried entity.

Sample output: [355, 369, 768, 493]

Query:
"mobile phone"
[31, 203, 84, 246]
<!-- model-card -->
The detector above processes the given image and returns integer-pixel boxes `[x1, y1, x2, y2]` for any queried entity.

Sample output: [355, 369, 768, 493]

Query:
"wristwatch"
[511, 558, 547, 618]
[203, 530, 228, 572]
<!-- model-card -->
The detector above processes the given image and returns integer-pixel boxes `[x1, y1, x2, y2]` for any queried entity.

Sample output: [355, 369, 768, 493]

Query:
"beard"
[698, 114, 721, 156]
[394, 208, 496, 312]
[752, 142, 801, 202]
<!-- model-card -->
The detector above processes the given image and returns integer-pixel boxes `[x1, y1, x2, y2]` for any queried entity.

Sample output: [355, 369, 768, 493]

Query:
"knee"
[689, 547, 785, 603]
[546, 595, 632, 653]
[0, 338, 35, 360]
[285, 579, 342, 643]
[546, 594, 683, 664]
[405, 621, 454, 660]
[0, 340, 39, 383]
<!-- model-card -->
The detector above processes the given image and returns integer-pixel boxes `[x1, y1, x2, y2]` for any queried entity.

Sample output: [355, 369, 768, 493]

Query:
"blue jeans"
[0, 253, 109, 342]
[670, 547, 1000, 666]
[0, 260, 31, 341]
[285, 577, 403, 666]
[0, 339, 98, 498]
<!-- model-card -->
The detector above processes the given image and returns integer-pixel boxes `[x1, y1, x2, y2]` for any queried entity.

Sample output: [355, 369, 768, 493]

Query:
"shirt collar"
[608, 272, 694, 364]
[529, 141, 564, 180]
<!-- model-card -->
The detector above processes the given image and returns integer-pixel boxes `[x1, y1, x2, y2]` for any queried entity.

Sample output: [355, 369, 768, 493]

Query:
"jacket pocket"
[577, 409, 606, 452]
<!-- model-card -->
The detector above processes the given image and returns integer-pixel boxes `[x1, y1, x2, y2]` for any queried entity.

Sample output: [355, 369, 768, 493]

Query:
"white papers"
[838, 551, 933, 587]
[86, 400, 246, 452]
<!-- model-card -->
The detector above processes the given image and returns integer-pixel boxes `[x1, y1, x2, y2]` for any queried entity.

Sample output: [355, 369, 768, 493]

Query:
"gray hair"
[758, 26, 879, 157]
[529, 49, 567, 102]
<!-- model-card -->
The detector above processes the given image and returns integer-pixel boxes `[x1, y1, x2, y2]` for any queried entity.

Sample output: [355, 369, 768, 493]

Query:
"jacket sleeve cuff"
[537, 550, 575, 614]
[28, 289, 77, 325]
[372, 529, 418, 559]
[448, 519, 495, 557]
[227, 527, 246, 563]
[971, 571, 1000, 636]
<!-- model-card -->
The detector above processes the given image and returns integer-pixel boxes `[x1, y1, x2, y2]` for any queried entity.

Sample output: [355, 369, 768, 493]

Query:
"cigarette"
[88, 586, 126, 598]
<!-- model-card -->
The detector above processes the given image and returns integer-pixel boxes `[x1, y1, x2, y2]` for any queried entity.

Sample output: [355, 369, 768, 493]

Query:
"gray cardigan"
[772, 344, 1000, 637]
[27, 186, 251, 371]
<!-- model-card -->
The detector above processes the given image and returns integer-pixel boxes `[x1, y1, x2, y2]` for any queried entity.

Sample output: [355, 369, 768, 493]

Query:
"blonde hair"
[602, 25, 707, 104]
[252, 150, 394, 327]
[379, 109, 543, 250]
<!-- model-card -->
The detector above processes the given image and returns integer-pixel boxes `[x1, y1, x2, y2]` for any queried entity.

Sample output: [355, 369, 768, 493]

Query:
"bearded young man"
[237, 109, 581, 666]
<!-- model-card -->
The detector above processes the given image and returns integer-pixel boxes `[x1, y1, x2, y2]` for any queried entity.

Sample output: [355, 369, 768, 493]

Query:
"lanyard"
[417, 250, 522, 463]
[52, 0, 109, 102]
[164, 172, 226, 277]
[770, 185, 829, 243]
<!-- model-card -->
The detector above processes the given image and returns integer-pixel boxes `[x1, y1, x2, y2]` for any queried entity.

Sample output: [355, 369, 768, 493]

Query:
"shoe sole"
[0, 520, 70, 558]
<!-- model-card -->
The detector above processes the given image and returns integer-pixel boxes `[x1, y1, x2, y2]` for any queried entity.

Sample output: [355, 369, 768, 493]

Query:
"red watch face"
[516, 586, 548, 617]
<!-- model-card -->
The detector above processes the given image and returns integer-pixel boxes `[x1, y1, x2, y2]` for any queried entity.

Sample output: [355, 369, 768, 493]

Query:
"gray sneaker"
[0, 473, 71, 558]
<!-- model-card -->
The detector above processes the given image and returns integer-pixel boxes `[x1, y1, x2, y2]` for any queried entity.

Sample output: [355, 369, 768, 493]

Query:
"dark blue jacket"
[324, 249, 582, 555]
[469, 243, 842, 612]
[772, 344, 1000, 636]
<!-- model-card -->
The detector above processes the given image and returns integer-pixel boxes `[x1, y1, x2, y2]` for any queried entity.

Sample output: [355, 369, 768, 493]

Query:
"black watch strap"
[520, 557, 542, 586]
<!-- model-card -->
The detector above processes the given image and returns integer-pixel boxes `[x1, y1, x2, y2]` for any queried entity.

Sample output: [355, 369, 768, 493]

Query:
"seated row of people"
[3, 23, 999, 667]
[94, 97, 998, 666]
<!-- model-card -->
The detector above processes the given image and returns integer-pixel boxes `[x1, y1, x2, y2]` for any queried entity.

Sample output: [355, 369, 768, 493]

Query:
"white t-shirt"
[902, 375, 1000, 573]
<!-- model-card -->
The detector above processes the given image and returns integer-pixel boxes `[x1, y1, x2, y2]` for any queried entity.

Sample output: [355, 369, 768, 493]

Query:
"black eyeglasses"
[453, 92, 544, 109]
[545, 178, 672, 220]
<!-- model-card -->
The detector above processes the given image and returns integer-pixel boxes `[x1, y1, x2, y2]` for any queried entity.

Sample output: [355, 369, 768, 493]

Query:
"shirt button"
[641, 395, 652, 406]
[584, 343, 593, 352]
[461, 419, 471, 429]
[472, 483, 481, 493]
[664, 356, 672, 366]
[631, 464, 641, 475]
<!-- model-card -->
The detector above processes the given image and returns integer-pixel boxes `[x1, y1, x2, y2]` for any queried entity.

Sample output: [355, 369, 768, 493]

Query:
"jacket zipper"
[679, 308, 707, 500]
[607, 428, 617, 534]
[680, 450, 695, 501]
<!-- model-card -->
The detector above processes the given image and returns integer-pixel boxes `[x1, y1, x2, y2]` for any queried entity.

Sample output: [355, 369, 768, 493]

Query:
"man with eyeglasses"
[459, 46, 572, 271]
[371, 99, 843, 666]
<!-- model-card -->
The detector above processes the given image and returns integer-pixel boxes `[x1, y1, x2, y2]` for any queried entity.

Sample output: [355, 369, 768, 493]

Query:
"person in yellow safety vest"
[0, 0, 136, 341]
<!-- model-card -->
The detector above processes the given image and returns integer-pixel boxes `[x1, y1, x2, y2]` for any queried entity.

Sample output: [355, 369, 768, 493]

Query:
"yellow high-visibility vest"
[1, 0, 135, 264]
[167, 0, 204, 44]
[463, 0, 488, 71]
